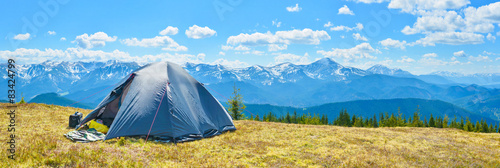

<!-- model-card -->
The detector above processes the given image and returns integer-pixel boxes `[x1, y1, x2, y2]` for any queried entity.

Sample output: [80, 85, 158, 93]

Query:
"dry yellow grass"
[1, 103, 500, 167]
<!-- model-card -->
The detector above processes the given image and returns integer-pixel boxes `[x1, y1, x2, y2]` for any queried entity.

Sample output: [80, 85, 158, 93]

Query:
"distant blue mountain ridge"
[2, 58, 500, 122]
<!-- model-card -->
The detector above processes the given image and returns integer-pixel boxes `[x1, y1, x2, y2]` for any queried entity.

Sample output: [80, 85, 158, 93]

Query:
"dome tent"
[77, 61, 236, 142]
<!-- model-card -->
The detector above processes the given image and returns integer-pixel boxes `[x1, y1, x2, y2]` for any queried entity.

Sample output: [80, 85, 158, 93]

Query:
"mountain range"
[2, 58, 500, 121]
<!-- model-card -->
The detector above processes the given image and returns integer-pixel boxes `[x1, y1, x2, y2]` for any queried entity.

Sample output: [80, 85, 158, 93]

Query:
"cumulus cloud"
[272, 19, 282, 28]
[185, 25, 216, 39]
[268, 44, 288, 51]
[468, 55, 492, 62]
[388, 0, 470, 13]
[487, 33, 496, 42]
[286, 4, 302, 12]
[338, 5, 355, 15]
[410, 32, 484, 46]
[60, 37, 66, 41]
[397, 56, 415, 63]
[349, 0, 387, 3]
[221, 45, 250, 51]
[324, 21, 333, 27]
[211, 58, 249, 68]
[13, 33, 30, 40]
[219, 51, 225, 56]
[352, 33, 368, 41]
[401, 11, 466, 35]
[274, 53, 310, 65]
[73, 32, 117, 49]
[330, 23, 363, 32]
[159, 26, 179, 35]
[418, 57, 461, 66]
[464, 2, 500, 24]
[227, 28, 331, 46]
[423, 53, 438, 58]
[400, 2, 500, 47]
[401, 10, 495, 35]
[379, 38, 407, 49]
[317, 43, 380, 62]
[453, 50, 467, 57]
[121, 36, 188, 51]
[47, 31, 56, 35]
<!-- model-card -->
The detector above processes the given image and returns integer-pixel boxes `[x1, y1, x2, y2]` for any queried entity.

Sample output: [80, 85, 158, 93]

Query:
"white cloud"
[483, 51, 500, 56]
[401, 11, 466, 35]
[379, 38, 407, 49]
[411, 32, 484, 46]
[234, 45, 250, 51]
[268, 44, 288, 51]
[121, 36, 187, 51]
[317, 43, 380, 62]
[221, 45, 250, 51]
[352, 33, 368, 41]
[227, 28, 331, 46]
[468, 55, 492, 62]
[349, 0, 387, 3]
[338, 5, 354, 15]
[211, 58, 249, 68]
[272, 19, 282, 28]
[251, 50, 264, 55]
[324, 21, 333, 27]
[219, 51, 225, 56]
[73, 32, 117, 49]
[487, 33, 496, 42]
[47, 31, 56, 35]
[388, 0, 470, 13]
[60, 37, 66, 41]
[464, 2, 500, 24]
[0, 47, 209, 66]
[397, 56, 415, 63]
[286, 4, 302, 12]
[330, 23, 363, 32]
[13, 33, 30, 40]
[453, 50, 467, 57]
[159, 26, 179, 35]
[423, 53, 438, 58]
[418, 57, 461, 66]
[185, 25, 216, 39]
[274, 53, 310, 65]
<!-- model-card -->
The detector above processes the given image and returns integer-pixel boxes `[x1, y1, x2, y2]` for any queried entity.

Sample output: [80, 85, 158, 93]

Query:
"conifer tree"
[227, 83, 246, 120]
[429, 114, 435, 127]
[372, 114, 378, 128]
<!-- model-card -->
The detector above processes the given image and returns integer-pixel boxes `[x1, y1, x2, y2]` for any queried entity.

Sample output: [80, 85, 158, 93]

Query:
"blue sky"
[1, 0, 499, 75]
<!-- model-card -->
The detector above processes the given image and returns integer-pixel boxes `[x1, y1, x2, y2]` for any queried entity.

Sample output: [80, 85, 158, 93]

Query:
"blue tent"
[77, 62, 236, 142]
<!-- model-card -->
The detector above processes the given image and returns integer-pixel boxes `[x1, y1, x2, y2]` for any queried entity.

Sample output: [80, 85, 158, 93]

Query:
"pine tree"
[465, 118, 473, 132]
[372, 114, 378, 128]
[459, 118, 465, 130]
[475, 121, 481, 132]
[424, 117, 428, 127]
[254, 115, 260, 121]
[354, 117, 364, 127]
[285, 112, 291, 123]
[429, 114, 435, 127]
[227, 83, 246, 120]
[412, 105, 423, 127]
[443, 115, 449, 128]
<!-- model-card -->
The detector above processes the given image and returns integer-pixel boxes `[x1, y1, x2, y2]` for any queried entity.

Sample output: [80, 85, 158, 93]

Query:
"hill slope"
[1, 103, 499, 167]
[240, 98, 498, 124]
[28, 93, 93, 109]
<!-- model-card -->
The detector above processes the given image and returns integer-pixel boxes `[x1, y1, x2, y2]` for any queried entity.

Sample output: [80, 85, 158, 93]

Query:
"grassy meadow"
[1, 103, 500, 167]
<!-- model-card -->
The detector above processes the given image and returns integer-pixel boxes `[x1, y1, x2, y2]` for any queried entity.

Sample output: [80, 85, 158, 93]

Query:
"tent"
[77, 61, 236, 142]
